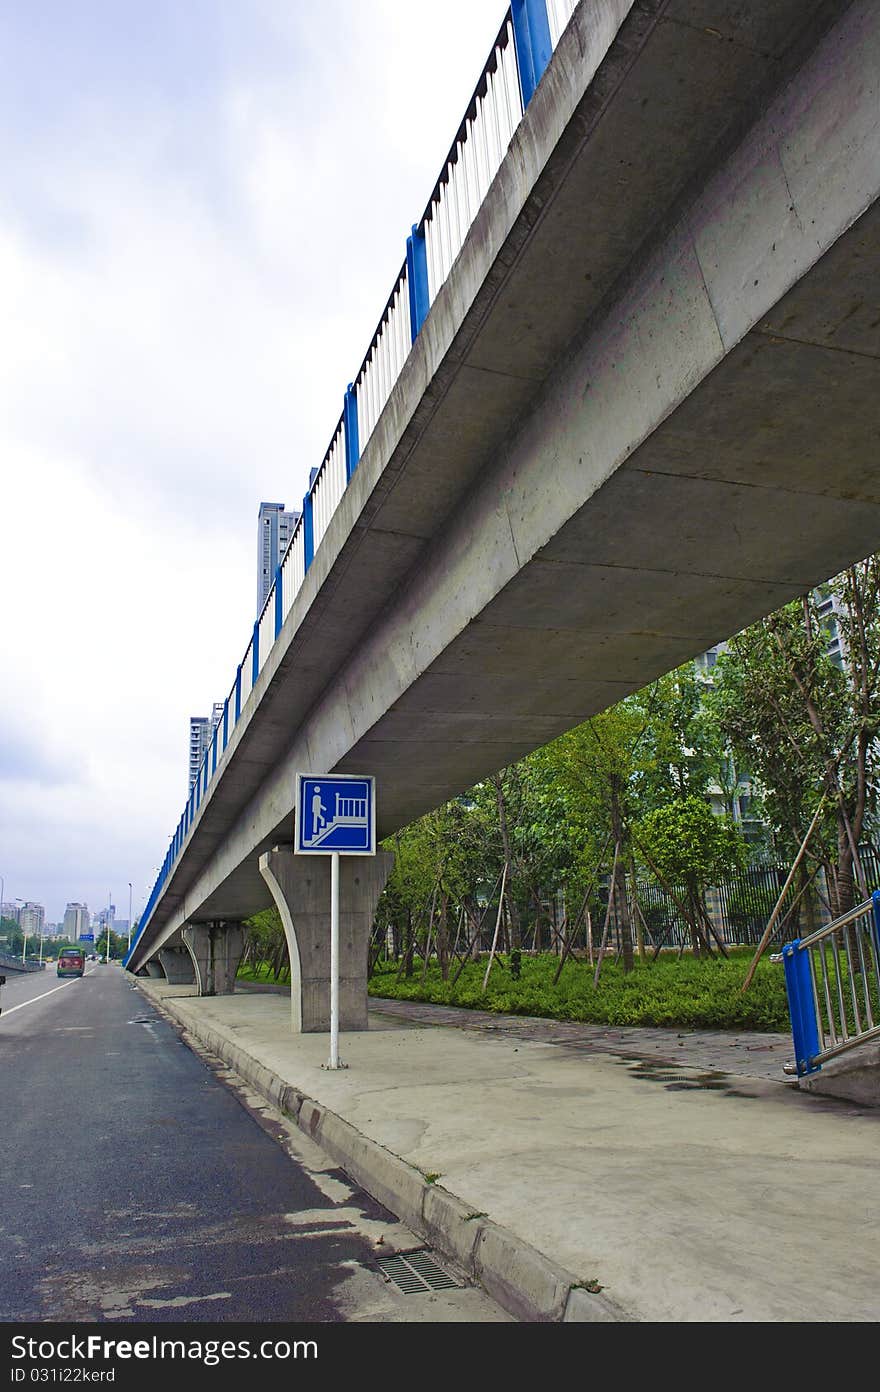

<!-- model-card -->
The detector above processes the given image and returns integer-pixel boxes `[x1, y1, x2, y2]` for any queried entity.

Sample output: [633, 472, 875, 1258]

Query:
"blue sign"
[79, 934, 95, 942]
[295, 774, 375, 855]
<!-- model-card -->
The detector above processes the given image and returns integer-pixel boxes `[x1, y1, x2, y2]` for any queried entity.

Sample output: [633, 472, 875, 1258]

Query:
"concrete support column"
[182, 922, 245, 996]
[158, 946, 196, 985]
[259, 848, 394, 1033]
[143, 961, 165, 978]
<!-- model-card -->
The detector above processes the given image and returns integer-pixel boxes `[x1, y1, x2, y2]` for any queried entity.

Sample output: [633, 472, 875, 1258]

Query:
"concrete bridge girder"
[181, 924, 245, 997]
[157, 946, 196, 986]
[259, 849, 394, 1033]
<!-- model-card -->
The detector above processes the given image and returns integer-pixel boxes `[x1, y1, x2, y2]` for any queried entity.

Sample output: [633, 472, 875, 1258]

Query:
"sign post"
[295, 773, 376, 1070]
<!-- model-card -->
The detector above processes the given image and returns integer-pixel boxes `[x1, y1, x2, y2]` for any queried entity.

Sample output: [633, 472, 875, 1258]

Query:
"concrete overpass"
[128, 0, 880, 1026]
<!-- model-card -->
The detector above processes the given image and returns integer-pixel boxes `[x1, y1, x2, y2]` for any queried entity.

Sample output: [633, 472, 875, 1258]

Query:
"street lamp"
[16, 899, 25, 962]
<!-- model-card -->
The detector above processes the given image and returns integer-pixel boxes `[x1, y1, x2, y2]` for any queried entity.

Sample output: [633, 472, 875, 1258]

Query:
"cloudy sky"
[0, 0, 509, 927]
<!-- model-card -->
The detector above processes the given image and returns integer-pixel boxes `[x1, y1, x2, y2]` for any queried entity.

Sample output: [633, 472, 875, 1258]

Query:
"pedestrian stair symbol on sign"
[306, 786, 369, 848]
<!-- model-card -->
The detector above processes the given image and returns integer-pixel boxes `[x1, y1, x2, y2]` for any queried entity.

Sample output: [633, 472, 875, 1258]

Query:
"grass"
[237, 959, 288, 986]
[366, 949, 792, 1033]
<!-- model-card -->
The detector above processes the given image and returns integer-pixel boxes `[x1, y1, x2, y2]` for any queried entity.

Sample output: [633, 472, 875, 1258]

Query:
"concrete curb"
[139, 983, 631, 1323]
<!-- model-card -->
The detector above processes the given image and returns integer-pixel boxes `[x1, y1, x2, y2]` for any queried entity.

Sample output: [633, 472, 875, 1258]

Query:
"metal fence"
[633, 850, 880, 951]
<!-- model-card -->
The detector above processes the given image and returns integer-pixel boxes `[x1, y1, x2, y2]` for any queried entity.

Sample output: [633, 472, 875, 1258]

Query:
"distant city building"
[189, 702, 225, 790]
[0, 901, 20, 923]
[18, 902, 44, 937]
[257, 501, 300, 616]
[63, 903, 90, 939]
[815, 584, 845, 669]
[94, 905, 116, 930]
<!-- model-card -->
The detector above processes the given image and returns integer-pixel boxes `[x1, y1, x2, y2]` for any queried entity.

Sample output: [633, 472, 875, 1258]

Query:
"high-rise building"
[63, 903, 90, 939]
[189, 703, 225, 790]
[257, 501, 300, 616]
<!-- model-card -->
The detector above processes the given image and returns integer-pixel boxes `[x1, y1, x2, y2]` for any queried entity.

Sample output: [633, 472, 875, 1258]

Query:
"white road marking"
[0, 973, 93, 1017]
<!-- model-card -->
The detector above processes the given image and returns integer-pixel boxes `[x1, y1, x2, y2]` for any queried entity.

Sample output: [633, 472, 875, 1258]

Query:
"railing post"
[274, 565, 283, 638]
[871, 890, 880, 962]
[303, 489, 314, 572]
[511, 0, 552, 107]
[222, 698, 229, 752]
[252, 620, 260, 688]
[344, 384, 360, 481]
[234, 664, 242, 722]
[406, 225, 430, 341]
[781, 941, 822, 1076]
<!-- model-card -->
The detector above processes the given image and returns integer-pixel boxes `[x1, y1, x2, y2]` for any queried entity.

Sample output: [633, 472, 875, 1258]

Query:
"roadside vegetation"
[367, 951, 790, 1032]
[241, 556, 880, 1035]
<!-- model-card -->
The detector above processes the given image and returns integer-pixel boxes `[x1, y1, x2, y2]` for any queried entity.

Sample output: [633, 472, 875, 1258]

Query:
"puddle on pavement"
[621, 1057, 752, 1095]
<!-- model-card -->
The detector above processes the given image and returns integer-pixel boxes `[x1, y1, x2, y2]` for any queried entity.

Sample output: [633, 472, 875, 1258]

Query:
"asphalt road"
[0, 964, 508, 1324]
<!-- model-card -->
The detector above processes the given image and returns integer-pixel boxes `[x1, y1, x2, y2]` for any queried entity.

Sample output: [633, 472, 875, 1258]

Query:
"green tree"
[636, 796, 747, 956]
[710, 558, 880, 917]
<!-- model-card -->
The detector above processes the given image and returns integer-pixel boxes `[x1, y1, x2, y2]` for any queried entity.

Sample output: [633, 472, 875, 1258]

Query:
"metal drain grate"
[376, 1249, 461, 1294]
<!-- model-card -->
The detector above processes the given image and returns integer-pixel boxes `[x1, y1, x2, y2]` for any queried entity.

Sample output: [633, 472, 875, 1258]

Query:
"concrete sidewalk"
[133, 977, 880, 1323]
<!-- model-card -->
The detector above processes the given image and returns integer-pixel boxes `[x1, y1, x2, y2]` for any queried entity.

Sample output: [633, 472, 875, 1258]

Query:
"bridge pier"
[182, 922, 244, 996]
[158, 945, 196, 985]
[259, 847, 394, 1033]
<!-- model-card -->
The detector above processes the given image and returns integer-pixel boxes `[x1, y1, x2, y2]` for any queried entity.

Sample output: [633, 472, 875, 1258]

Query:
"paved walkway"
[367, 997, 796, 1080]
[133, 978, 880, 1323]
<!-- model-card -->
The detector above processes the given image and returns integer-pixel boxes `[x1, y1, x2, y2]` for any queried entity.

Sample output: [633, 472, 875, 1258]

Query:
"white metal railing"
[282, 524, 304, 622]
[547, 0, 577, 47]
[239, 638, 254, 707]
[312, 417, 348, 552]
[423, 17, 522, 305]
[129, 1, 574, 958]
[355, 266, 412, 451]
[257, 594, 275, 678]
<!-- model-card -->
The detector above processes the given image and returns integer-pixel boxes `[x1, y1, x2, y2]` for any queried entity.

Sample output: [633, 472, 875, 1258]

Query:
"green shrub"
[366, 950, 790, 1032]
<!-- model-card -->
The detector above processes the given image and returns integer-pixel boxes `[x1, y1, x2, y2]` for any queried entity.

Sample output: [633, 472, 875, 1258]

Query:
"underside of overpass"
[129, 0, 880, 975]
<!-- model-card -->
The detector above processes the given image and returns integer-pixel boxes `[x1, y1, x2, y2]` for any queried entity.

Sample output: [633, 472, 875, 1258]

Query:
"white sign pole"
[329, 851, 340, 1069]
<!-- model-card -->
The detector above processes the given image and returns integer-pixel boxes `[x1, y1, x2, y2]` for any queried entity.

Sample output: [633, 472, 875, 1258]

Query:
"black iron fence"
[634, 846, 880, 950]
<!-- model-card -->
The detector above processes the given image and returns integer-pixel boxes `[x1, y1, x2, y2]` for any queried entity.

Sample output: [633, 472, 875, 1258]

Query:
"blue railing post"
[344, 385, 360, 481]
[274, 565, 283, 638]
[222, 697, 229, 752]
[303, 489, 314, 572]
[252, 620, 260, 688]
[234, 664, 242, 722]
[871, 890, 880, 962]
[406, 225, 430, 341]
[211, 728, 217, 775]
[782, 942, 822, 1076]
[511, 0, 552, 107]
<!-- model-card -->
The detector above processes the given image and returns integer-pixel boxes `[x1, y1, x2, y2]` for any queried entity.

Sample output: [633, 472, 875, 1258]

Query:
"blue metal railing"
[126, 0, 578, 966]
[775, 892, 880, 1077]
